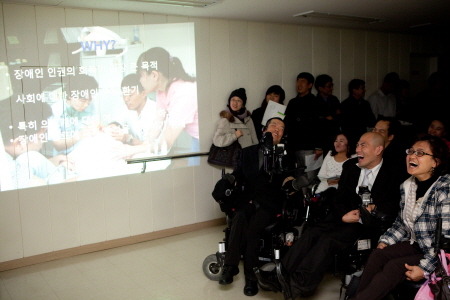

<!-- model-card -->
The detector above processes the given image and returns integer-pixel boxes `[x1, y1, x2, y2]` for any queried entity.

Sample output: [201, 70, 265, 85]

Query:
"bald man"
[256, 132, 403, 299]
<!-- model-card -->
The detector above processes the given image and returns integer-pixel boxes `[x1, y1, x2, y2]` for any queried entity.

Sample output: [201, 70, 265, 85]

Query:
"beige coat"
[213, 112, 258, 149]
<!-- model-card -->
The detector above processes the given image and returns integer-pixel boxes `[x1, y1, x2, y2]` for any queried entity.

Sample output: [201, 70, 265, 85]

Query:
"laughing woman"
[351, 134, 450, 300]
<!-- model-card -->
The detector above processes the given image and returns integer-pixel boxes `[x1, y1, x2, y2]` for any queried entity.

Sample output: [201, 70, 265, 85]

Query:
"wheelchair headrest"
[212, 178, 235, 204]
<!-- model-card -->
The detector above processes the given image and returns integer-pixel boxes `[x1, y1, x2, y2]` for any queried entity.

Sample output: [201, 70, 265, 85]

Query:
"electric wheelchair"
[202, 169, 307, 284]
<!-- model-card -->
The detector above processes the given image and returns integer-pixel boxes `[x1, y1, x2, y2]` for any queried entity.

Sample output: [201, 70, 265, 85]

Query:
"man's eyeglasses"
[405, 148, 434, 157]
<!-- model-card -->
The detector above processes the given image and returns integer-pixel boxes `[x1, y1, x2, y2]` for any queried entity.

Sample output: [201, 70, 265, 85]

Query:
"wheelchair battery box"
[357, 239, 371, 251]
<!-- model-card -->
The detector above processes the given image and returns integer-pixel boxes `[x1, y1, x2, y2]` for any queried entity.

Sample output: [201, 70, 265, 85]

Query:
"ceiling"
[1, 0, 450, 33]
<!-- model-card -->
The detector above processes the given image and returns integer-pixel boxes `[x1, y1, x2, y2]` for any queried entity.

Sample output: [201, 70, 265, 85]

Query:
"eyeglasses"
[405, 148, 434, 157]
[230, 98, 243, 103]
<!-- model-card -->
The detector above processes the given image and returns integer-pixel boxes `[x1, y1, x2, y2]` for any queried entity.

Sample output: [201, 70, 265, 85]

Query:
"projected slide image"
[0, 23, 198, 191]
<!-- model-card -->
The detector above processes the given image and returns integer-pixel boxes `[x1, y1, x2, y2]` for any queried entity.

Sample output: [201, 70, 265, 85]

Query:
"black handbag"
[207, 141, 242, 168]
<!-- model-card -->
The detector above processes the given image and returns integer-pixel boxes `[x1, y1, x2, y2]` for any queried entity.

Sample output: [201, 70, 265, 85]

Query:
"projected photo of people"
[0, 22, 198, 191]
[137, 47, 199, 164]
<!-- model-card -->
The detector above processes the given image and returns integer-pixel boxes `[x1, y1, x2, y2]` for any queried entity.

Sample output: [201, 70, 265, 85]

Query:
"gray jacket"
[213, 116, 258, 149]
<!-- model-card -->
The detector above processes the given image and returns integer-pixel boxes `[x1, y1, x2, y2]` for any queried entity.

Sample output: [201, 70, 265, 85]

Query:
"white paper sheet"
[261, 101, 286, 125]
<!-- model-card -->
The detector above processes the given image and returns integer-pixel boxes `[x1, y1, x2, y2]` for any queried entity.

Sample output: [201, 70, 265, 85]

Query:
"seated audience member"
[372, 117, 409, 181]
[284, 72, 322, 186]
[316, 132, 352, 194]
[395, 79, 414, 124]
[367, 72, 400, 119]
[0, 102, 70, 190]
[218, 118, 307, 297]
[47, 74, 100, 155]
[256, 132, 402, 299]
[340, 79, 376, 148]
[351, 134, 450, 300]
[427, 118, 450, 149]
[251, 85, 285, 140]
[315, 74, 341, 155]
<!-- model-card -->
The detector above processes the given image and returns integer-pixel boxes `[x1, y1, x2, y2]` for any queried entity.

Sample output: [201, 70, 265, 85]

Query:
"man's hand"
[342, 209, 360, 223]
[283, 176, 295, 186]
[377, 242, 388, 249]
[405, 264, 424, 281]
[314, 150, 323, 160]
[365, 204, 376, 213]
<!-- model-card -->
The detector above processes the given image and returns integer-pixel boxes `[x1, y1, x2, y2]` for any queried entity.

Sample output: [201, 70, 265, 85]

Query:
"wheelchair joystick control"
[274, 249, 280, 260]
[218, 242, 226, 253]
[358, 186, 372, 207]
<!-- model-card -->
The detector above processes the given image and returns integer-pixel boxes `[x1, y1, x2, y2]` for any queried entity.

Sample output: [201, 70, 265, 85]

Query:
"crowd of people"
[212, 71, 450, 299]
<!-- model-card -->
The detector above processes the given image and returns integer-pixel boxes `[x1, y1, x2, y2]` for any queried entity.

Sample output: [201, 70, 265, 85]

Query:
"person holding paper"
[316, 132, 353, 193]
[251, 85, 285, 140]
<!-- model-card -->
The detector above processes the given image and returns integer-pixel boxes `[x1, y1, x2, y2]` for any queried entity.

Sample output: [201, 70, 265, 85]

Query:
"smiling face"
[264, 119, 285, 145]
[296, 78, 313, 97]
[334, 134, 348, 154]
[355, 132, 384, 169]
[229, 96, 243, 112]
[428, 120, 446, 138]
[406, 141, 438, 181]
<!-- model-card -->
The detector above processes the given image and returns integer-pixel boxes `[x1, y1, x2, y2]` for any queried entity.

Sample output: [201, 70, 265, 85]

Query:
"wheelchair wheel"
[202, 254, 222, 281]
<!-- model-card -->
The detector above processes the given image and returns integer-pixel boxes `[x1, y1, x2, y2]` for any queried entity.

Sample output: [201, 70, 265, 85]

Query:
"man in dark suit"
[256, 132, 403, 299]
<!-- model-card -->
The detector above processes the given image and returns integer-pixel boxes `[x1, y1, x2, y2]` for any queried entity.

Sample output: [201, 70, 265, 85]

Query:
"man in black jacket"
[256, 132, 402, 298]
[217, 117, 308, 297]
[284, 72, 322, 186]
[315, 74, 341, 155]
[340, 79, 376, 150]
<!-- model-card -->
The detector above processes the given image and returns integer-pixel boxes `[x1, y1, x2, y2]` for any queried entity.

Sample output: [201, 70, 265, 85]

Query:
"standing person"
[315, 132, 352, 194]
[315, 74, 341, 156]
[340, 79, 376, 150]
[251, 85, 285, 141]
[213, 88, 258, 172]
[367, 72, 400, 119]
[47, 74, 100, 155]
[284, 72, 322, 186]
[137, 47, 198, 155]
[351, 134, 450, 300]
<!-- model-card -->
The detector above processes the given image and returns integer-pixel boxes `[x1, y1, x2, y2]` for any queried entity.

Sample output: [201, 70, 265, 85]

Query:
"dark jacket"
[232, 143, 296, 215]
[332, 157, 402, 222]
[340, 96, 376, 147]
[251, 107, 265, 141]
[316, 94, 341, 151]
[284, 93, 322, 152]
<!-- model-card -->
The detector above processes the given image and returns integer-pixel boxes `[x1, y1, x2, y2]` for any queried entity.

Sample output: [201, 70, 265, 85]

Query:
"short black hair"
[376, 116, 400, 137]
[297, 72, 314, 86]
[314, 74, 333, 91]
[383, 72, 400, 84]
[121, 73, 144, 94]
[265, 85, 285, 105]
[348, 79, 365, 95]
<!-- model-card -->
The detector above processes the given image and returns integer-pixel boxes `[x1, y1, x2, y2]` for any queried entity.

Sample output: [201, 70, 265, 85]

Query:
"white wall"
[0, 3, 439, 263]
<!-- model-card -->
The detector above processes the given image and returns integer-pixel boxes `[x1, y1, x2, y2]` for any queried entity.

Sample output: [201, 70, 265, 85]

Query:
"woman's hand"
[327, 178, 340, 185]
[235, 129, 243, 138]
[377, 242, 388, 249]
[405, 264, 425, 281]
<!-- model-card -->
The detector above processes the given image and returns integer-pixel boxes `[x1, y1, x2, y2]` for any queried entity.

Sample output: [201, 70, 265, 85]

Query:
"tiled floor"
[0, 225, 341, 300]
